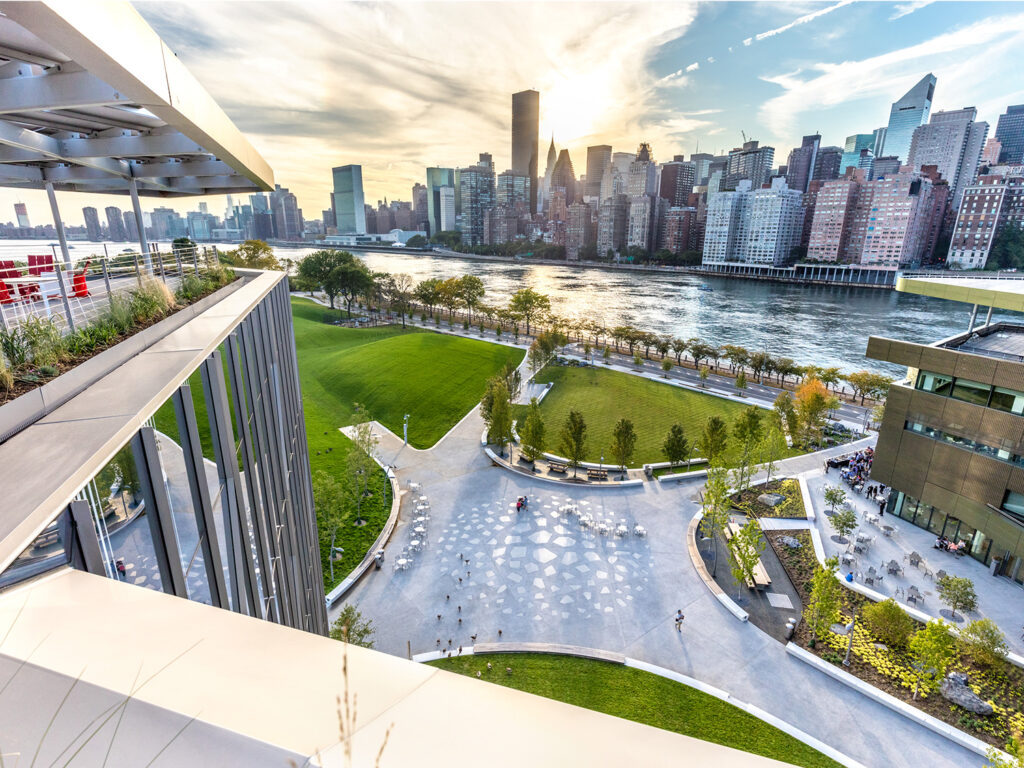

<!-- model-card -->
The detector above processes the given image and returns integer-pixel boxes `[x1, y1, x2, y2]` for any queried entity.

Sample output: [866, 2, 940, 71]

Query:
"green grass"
[523, 365, 802, 467]
[430, 654, 842, 768]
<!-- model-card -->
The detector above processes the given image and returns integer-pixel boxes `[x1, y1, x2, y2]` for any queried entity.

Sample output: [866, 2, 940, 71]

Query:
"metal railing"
[0, 245, 220, 334]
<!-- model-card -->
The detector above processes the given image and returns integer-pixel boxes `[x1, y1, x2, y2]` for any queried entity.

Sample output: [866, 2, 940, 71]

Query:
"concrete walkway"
[339, 408, 984, 768]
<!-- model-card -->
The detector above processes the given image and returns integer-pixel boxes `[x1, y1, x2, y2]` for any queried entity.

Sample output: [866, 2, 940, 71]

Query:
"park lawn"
[524, 365, 802, 467]
[430, 654, 842, 768]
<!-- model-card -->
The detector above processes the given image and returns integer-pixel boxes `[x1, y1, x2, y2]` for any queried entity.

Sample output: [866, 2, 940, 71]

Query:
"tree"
[986, 730, 1024, 768]
[730, 406, 763, 492]
[330, 259, 373, 316]
[828, 506, 858, 543]
[171, 236, 196, 257]
[805, 556, 842, 645]
[748, 350, 771, 383]
[406, 234, 428, 248]
[671, 337, 688, 364]
[437, 276, 463, 321]
[509, 287, 551, 336]
[499, 359, 522, 402]
[559, 409, 588, 478]
[223, 239, 280, 270]
[727, 518, 765, 597]
[661, 358, 672, 377]
[844, 370, 879, 405]
[485, 380, 513, 455]
[313, 469, 348, 583]
[458, 274, 485, 322]
[519, 397, 546, 462]
[937, 574, 977, 620]
[759, 421, 786, 484]
[773, 392, 799, 440]
[958, 618, 1009, 667]
[347, 404, 379, 526]
[414, 277, 443, 317]
[795, 377, 830, 446]
[699, 367, 709, 388]
[389, 272, 414, 328]
[689, 341, 716, 371]
[697, 416, 729, 465]
[663, 424, 690, 468]
[527, 340, 546, 374]
[330, 603, 375, 647]
[909, 619, 955, 699]
[721, 344, 749, 373]
[610, 418, 637, 477]
[734, 369, 747, 396]
[823, 484, 847, 514]
[700, 465, 731, 576]
[862, 599, 915, 648]
[986, 221, 1024, 271]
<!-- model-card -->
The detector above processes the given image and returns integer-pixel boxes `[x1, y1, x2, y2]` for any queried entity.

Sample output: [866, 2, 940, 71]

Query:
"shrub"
[105, 295, 134, 335]
[129, 278, 176, 323]
[20, 315, 66, 367]
[862, 598, 915, 648]
[958, 618, 1009, 667]
[0, 326, 30, 370]
[0, 357, 12, 392]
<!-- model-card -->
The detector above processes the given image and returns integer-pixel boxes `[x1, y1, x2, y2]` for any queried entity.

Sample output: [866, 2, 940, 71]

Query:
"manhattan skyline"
[3, 0, 1024, 225]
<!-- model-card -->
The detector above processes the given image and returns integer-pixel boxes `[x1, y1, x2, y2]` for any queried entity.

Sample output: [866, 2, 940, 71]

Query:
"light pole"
[403, 414, 410, 446]
[843, 608, 857, 666]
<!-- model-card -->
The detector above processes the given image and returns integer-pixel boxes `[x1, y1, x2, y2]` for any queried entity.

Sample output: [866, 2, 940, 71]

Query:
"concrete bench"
[549, 462, 568, 474]
[587, 468, 608, 481]
[724, 522, 772, 589]
[472, 642, 625, 665]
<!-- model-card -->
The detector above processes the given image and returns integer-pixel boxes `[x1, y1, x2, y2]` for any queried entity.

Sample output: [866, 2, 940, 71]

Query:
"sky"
[4, 0, 1024, 227]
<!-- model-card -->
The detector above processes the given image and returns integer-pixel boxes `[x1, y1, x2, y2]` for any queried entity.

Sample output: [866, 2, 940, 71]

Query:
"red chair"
[0, 259, 38, 299]
[0, 280, 30, 316]
[72, 260, 91, 298]
[28, 254, 54, 276]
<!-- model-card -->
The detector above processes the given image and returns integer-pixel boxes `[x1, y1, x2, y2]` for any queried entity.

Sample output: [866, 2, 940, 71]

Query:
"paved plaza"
[341, 407, 989, 768]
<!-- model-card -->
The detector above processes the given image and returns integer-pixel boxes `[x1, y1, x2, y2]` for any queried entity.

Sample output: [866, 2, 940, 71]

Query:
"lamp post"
[403, 414, 410, 446]
[843, 607, 857, 667]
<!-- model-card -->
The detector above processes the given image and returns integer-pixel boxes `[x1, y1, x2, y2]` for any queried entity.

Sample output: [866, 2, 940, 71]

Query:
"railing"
[0, 245, 220, 334]
[899, 270, 1023, 281]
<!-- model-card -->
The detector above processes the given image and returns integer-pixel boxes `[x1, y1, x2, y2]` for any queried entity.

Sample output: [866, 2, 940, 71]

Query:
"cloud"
[752, 0, 856, 43]
[757, 12, 1024, 138]
[685, 62, 700, 72]
[890, 1, 935, 20]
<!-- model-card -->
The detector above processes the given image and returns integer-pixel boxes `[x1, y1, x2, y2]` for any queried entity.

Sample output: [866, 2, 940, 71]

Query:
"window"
[1002, 491, 1024, 524]
[952, 378, 991, 406]
[916, 370, 952, 396]
[990, 386, 1024, 415]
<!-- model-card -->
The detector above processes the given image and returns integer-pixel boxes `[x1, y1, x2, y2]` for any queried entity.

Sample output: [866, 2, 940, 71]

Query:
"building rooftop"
[896, 274, 1024, 313]
[941, 322, 1024, 362]
[0, 1, 272, 196]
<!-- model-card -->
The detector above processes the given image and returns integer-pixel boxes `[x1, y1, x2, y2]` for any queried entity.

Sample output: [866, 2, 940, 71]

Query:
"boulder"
[940, 672, 994, 715]
[759, 492, 786, 507]
[778, 535, 802, 549]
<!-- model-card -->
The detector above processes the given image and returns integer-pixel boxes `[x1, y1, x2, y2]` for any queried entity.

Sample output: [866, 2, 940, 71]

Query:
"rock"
[830, 622, 849, 636]
[759, 492, 786, 507]
[778, 536, 802, 549]
[940, 672, 994, 715]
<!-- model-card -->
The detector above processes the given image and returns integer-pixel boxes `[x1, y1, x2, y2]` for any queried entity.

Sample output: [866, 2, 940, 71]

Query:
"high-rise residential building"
[660, 206, 697, 254]
[583, 145, 612, 201]
[13, 202, 29, 228]
[872, 127, 888, 157]
[800, 179, 825, 250]
[425, 167, 456, 235]
[627, 143, 657, 197]
[702, 178, 804, 265]
[626, 195, 657, 252]
[840, 134, 876, 175]
[872, 156, 902, 179]
[550, 149, 577, 206]
[995, 104, 1024, 164]
[105, 206, 126, 241]
[250, 193, 270, 214]
[151, 206, 186, 240]
[511, 89, 539, 213]
[331, 165, 366, 234]
[702, 187, 744, 263]
[565, 201, 594, 260]
[807, 171, 864, 262]
[947, 174, 1024, 269]
[484, 204, 519, 244]
[785, 134, 820, 194]
[907, 107, 988, 207]
[438, 186, 456, 232]
[689, 152, 714, 185]
[726, 140, 775, 191]
[458, 161, 495, 246]
[813, 146, 843, 183]
[600, 152, 632, 200]
[122, 210, 139, 241]
[496, 171, 531, 212]
[708, 155, 729, 191]
[659, 157, 696, 207]
[270, 184, 302, 240]
[982, 137, 1003, 167]
[412, 182, 429, 230]
[880, 73, 936, 161]
[82, 206, 102, 240]
[596, 194, 629, 258]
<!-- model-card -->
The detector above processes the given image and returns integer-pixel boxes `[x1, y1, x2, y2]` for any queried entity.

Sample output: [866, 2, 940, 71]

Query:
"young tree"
[602, 346, 611, 364]
[330, 603, 376, 648]
[862, 599, 915, 648]
[909, 619, 955, 699]
[805, 555, 842, 645]
[958, 618, 1009, 667]
[499, 359, 522, 402]
[937, 575, 977, 620]
[701, 465, 731, 576]
[731, 406, 763, 492]
[223, 239, 280, 270]
[773, 391, 799, 440]
[610, 418, 637, 477]
[486, 380, 513, 456]
[697, 416, 729, 465]
[699, 367, 709, 388]
[347, 404, 379, 526]
[828, 506, 858, 543]
[519, 397, 546, 462]
[313, 469, 348, 583]
[457, 274, 485, 322]
[727, 518, 765, 598]
[795, 377, 830, 446]
[663, 423, 690, 468]
[759, 420, 786, 484]
[509, 287, 551, 336]
[823, 484, 847, 514]
[414, 277, 443, 317]
[734, 369, 747, 396]
[390, 272, 414, 328]
[661, 358, 673, 377]
[559, 409, 588, 478]
[633, 352, 643, 368]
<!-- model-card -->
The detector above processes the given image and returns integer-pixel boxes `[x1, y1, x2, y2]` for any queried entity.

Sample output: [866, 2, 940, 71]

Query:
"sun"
[541, 74, 604, 145]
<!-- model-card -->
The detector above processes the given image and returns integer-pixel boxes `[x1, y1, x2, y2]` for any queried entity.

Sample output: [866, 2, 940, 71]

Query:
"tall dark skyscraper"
[880, 73, 936, 161]
[82, 206, 101, 240]
[584, 145, 612, 200]
[785, 134, 820, 194]
[550, 149, 577, 205]
[105, 206, 126, 241]
[995, 104, 1024, 164]
[511, 90, 539, 213]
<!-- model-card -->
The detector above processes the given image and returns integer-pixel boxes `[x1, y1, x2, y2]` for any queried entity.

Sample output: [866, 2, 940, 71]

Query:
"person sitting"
[934, 536, 949, 551]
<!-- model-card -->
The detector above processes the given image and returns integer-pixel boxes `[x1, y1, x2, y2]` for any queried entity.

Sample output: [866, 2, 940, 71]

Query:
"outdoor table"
[856, 533, 871, 543]
[396, 558, 409, 570]
[410, 539, 420, 549]
[615, 525, 628, 537]
[882, 525, 895, 537]
[413, 526, 426, 535]
[866, 514, 879, 525]
[3, 275, 60, 315]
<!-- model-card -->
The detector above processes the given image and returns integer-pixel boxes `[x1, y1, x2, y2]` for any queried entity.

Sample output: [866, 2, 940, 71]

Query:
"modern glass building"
[511, 89, 539, 213]
[995, 104, 1024, 164]
[879, 73, 936, 162]
[840, 134, 875, 175]
[331, 165, 367, 234]
[425, 166, 456, 235]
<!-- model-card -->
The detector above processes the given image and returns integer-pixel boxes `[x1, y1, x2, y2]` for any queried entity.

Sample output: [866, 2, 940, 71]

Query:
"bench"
[548, 462, 568, 474]
[587, 468, 608, 481]
[724, 522, 772, 589]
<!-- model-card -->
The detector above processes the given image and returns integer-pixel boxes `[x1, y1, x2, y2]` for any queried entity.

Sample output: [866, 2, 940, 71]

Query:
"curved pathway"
[339, 406, 982, 768]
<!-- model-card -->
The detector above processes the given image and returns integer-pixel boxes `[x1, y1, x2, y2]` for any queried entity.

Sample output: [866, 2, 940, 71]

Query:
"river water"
[2, 238, 1016, 376]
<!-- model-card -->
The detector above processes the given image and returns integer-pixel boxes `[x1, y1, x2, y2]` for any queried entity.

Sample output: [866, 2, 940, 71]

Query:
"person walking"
[674, 609, 685, 631]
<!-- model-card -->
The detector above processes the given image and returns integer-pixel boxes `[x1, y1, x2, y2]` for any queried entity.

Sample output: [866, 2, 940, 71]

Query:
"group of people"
[934, 535, 968, 556]
[515, 495, 529, 512]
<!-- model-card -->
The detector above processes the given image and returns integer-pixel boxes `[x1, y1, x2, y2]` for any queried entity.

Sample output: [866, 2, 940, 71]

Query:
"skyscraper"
[726, 141, 775, 190]
[550, 149, 577, 205]
[496, 171, 531, 211]
[511, 90, 539, 213]
[426, 167, 456, 235]
[82, 207, 102, 241]
[331, 165, 366, 234]
[565, 202, 594, 260]
[995, 104, 1024, 164]
[785, 134, 820, 194]
[907, 107, 988, 207]
[947, 174, 1024, 269]
[813, 146, 843, 183]
[13, 202, 29, 228]
[597, 194, 629, 258]
[627, 143, 657, 197]
[880, 73, 936, 161]
[270, 184, 303, 240]
[689, 153, 714, 185]
[458, 160, 495, 246]
[105, 206, 126, 241]
[584, 145, 612, 200]
[659, 157, 695, 207]
[840, 134, 876, 175]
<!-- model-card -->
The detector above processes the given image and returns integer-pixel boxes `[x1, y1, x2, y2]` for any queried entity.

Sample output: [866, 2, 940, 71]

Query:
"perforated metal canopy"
[0, 1, 272, 197]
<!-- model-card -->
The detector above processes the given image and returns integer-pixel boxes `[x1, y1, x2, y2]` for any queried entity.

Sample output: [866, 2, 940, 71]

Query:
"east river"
[2, 239, 1018, 376]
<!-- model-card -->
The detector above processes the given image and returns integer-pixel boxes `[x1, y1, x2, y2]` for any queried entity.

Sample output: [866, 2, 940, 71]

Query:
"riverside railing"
[0, 245, 220, 334]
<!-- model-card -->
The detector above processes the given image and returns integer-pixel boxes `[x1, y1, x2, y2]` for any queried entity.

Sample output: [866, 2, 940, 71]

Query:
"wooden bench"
[723, 522, 772, 589]
[587, 468, 608, 481]
[548, 462, 568, 474]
